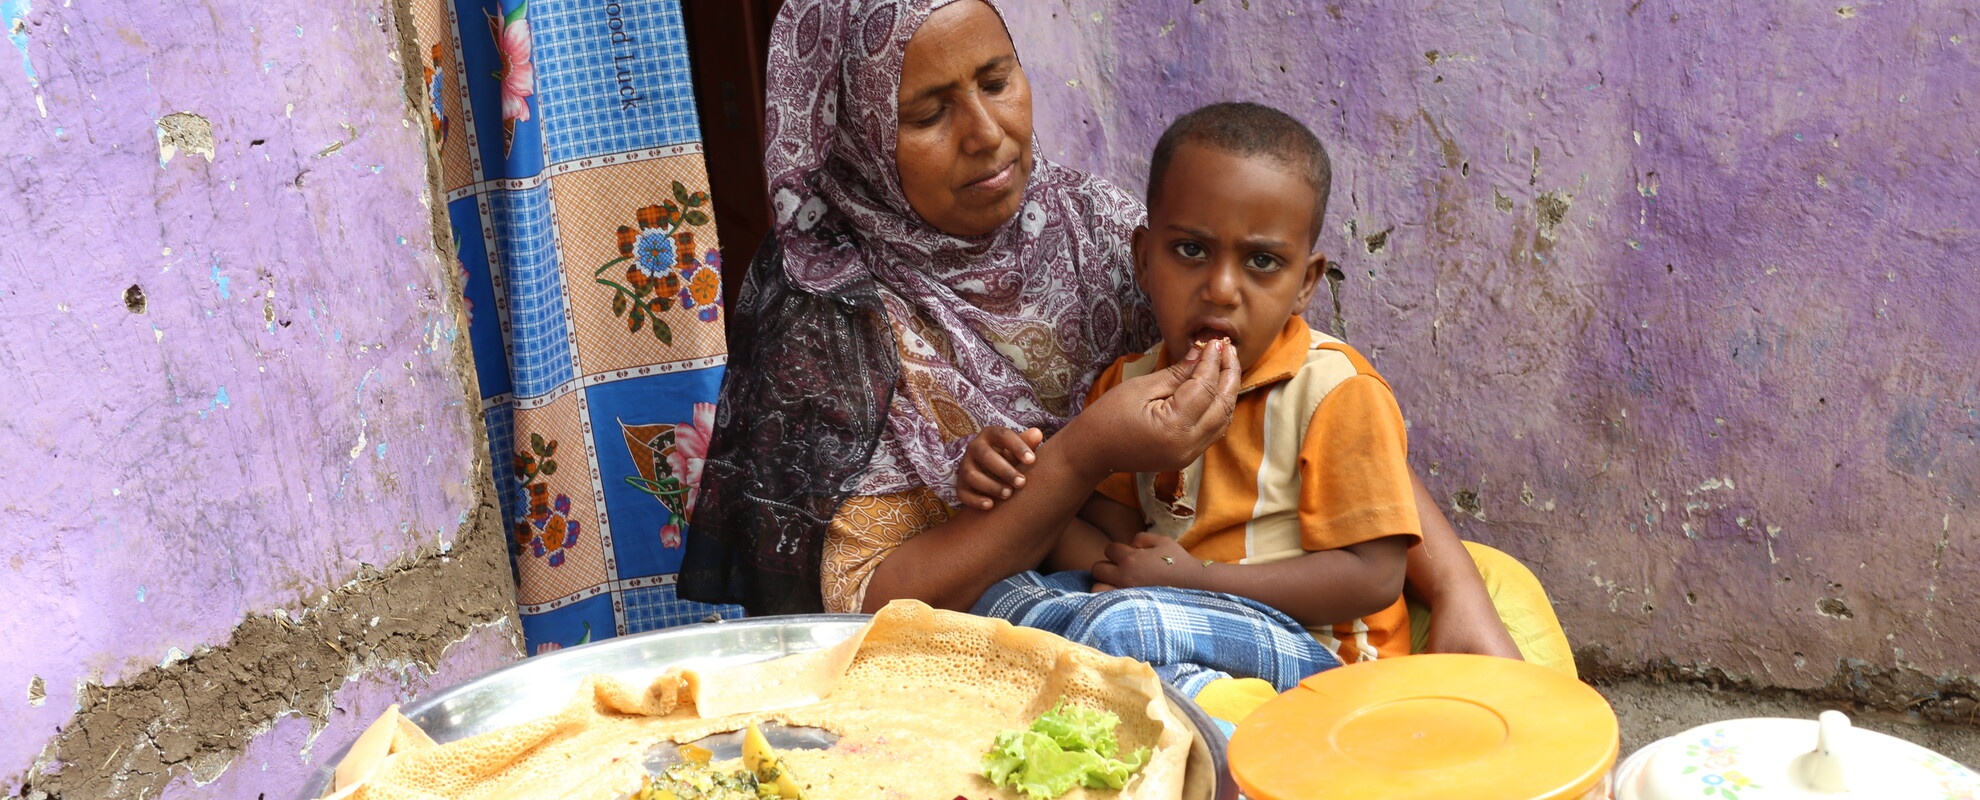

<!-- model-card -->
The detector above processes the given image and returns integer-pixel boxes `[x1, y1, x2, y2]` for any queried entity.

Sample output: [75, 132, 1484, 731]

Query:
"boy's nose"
[1203, 260, 1242, 306]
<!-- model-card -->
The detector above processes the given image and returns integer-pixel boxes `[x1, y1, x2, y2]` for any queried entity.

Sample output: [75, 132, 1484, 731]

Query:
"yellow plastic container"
[1228, 654, 1618, 800]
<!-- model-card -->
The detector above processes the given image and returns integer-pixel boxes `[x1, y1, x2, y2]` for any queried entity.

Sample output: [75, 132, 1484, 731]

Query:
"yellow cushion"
[1192, 677, 1280, 724]
[1203, 542, 1576, 726]
[1407, 542, 1575, 677]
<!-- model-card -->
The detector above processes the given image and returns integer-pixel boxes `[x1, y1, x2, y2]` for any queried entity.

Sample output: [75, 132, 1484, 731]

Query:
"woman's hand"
[1065, 339, 1240, 478]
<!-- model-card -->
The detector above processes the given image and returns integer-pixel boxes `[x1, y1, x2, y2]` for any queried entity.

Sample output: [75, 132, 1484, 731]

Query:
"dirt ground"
[1596, 677, 1980, 767]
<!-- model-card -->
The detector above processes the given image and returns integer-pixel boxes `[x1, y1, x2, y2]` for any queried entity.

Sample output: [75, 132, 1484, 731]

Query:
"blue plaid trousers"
[971, 570, 1341, 697]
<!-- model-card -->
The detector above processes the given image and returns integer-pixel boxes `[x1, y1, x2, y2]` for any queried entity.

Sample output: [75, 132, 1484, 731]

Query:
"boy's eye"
[1173, 242, 1206, 259]
[1246, 254, 1284, 272]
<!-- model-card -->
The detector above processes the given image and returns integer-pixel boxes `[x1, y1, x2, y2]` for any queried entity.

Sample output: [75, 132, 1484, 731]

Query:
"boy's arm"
[1404, 472, 1523, 658]
[1045, 493, 1144, 572]
[1095, 532, 1408, 627]
[1099, 368, 1420, 627]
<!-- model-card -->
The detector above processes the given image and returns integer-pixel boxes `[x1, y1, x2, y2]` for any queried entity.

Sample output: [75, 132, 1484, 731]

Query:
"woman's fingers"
[1166, 339, 1239, 433]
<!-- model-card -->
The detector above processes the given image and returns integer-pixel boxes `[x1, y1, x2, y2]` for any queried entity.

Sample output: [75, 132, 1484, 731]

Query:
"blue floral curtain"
[406, 0, 742, 652]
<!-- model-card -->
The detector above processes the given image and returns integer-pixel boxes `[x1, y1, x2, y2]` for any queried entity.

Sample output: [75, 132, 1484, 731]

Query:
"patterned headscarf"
[761, 0, 1152, 504]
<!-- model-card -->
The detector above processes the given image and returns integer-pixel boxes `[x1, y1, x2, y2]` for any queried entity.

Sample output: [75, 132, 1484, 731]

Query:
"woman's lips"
[962, 159, 1017, 193]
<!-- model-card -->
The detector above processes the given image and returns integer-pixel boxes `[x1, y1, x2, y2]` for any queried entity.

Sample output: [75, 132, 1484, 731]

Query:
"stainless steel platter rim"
[293, 613, 1234, 800]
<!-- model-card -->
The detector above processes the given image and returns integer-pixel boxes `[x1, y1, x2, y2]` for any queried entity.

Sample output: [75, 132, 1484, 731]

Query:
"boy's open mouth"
[1188, 319, 1237, 347]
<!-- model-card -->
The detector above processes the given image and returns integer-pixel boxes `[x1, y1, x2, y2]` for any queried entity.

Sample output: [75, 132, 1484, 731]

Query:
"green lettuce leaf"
[980, 703, 1151, 799]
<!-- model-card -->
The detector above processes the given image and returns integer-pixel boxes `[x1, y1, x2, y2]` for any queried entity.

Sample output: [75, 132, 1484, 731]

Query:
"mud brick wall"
[0, 0, 521, 797]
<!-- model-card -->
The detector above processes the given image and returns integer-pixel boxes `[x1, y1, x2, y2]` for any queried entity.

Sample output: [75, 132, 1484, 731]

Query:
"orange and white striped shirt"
[1088, 316, 1421, 663]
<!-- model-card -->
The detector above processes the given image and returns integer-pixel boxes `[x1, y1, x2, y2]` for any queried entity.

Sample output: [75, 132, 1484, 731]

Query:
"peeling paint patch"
[157, 112, 216, 165]
[1692, 477, 1735, 493]
[27, 674, 45, 707]
[1362, 226, 1392, 254]
[1535, 191, 1573, 234]
[209, 261, 231, 298]
[3, 0, 35, 86]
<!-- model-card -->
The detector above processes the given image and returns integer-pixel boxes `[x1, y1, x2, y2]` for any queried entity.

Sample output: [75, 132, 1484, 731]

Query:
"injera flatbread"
[333, 601, 1203, 800]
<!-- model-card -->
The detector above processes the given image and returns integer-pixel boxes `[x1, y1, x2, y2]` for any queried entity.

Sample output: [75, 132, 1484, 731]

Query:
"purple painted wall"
[0, 0, 517, 794]
[1005, 1, 1979, 687]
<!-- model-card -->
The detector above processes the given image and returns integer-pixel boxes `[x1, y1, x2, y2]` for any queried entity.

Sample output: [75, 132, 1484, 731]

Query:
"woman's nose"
[954, 92, 1004, 156]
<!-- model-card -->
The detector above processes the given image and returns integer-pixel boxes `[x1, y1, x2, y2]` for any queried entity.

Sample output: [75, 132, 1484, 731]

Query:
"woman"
[682, 0, 1562, 673]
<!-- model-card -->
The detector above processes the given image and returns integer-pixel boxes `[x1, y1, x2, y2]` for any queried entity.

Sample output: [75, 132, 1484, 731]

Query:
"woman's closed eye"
[907, 103, 946, 128]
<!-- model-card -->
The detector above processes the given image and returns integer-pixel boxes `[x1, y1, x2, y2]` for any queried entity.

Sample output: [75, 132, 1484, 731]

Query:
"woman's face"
[895, 0, 1033, 237]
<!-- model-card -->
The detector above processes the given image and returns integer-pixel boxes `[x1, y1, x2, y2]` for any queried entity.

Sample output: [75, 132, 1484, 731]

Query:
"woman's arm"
[862, 340, 1242, 612]
[1404, 471, 1523, 659]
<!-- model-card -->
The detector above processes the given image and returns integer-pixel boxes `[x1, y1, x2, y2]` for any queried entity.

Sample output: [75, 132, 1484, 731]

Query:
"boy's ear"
[1293, 250, 1327, 311]
[1130, 224, 1151, 290]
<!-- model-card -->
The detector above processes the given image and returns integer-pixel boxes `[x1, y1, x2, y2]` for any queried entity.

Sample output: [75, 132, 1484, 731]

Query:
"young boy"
[959, 102, 1421, 668]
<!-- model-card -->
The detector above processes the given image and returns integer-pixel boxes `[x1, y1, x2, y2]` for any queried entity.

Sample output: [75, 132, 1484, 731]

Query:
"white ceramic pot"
[1613, 710, 1978, 799]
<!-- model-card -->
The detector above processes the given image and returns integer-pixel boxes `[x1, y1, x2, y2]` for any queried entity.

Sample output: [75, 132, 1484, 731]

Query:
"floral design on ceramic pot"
[512, 433, 580, 566]
[485, 0, 533, 157]
[619, 402, 715, 549]
[592, 183, 721, 341]
[1678, 730, 1764, 799]
[1917, 753, 1979, 799]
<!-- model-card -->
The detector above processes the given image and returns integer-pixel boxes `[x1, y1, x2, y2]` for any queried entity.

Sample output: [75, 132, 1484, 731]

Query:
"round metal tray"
[294, 614, 1236, 800]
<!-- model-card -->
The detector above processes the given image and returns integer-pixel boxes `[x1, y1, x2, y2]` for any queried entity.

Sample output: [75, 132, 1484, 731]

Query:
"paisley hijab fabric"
[682, 0, 1151, 614]
[761, 0, 1151, 503]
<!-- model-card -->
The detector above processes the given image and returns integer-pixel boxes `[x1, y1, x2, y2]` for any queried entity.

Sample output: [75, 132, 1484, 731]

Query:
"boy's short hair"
[1146, 102, 1333, 246]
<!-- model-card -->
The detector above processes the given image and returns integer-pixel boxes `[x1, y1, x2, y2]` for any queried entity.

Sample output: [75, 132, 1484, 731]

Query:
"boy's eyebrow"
[1241, 235, 1292, 251]
[1163, 224, 1293, 252]
[901, 55, 1016, 107]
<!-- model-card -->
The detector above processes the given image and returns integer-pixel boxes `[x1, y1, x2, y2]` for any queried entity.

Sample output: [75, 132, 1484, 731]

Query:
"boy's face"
[1135, 143, 1325, 372]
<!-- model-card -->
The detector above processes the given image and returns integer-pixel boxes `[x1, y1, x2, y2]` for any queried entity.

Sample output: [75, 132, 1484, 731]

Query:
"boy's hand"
[956, 426, 1044, 510]
[1091, 532, 1204, 591]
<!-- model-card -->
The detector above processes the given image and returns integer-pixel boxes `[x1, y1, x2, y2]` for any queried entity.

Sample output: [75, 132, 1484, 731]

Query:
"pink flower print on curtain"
[485, 0, 534, 157]
[620, 402, 716, 551]
[666, 402, 716, 507]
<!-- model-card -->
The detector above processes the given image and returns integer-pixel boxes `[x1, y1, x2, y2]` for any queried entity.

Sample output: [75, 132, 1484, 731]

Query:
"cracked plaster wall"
[1, 0, 518, 796]
[1005, 1, 1980, 696]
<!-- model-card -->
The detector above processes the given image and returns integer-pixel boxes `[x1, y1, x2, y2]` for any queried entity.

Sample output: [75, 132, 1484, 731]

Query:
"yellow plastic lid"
[1228, 654, 1619, 800]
